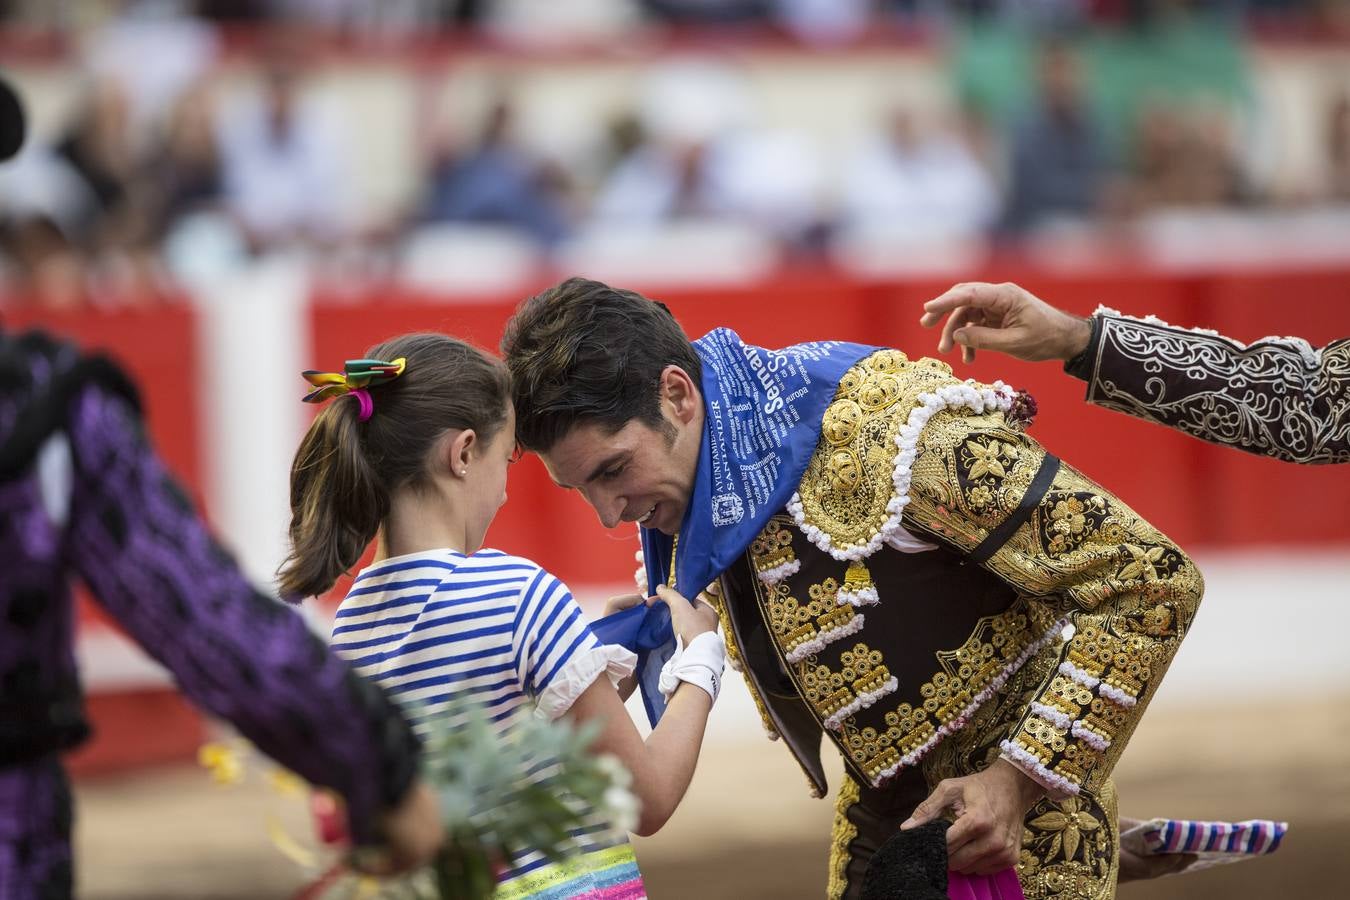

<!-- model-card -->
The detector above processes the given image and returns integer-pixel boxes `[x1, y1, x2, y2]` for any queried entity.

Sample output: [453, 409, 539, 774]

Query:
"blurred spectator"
[143, 80, 225, 242]
[592, 128, 824, 246]
[592, 60, 824, 247]
[943, 0, 1091, 27]
[421, 99, 572, 245]
[82, 0, 221, 135]
[638, 0, 769, 22]
[839, 106, 999, 239]
[0, 77, 158, 309]
[50, 80, 152, 257]
[1125, 99, 1247, 210]
[1321, 90, 1350, 202]
[217, 49, 350, 253]
[774, 0, 871, 44]
[593, 136, 721, 223]
[1000, 41, 1107, 233]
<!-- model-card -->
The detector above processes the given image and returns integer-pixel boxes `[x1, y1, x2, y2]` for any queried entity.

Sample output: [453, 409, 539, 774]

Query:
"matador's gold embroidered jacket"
[709, 349, 1204, 803]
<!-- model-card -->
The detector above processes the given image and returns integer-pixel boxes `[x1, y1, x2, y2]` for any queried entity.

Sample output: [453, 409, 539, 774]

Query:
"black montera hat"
[1, 76, 27, 162]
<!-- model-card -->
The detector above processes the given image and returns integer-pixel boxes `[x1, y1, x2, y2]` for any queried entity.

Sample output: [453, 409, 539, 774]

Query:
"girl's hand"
[603, 593, 646, 618]
[350, 781, 444, 877]
[653, 584, 718, 646]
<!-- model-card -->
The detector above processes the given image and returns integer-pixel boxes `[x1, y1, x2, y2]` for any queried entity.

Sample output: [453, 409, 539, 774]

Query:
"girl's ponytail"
[278, 333, 511, 599]
[278, 400, 386, 599]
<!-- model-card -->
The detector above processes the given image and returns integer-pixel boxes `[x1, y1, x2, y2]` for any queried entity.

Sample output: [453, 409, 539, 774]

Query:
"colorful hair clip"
[301, 357, 406, 422]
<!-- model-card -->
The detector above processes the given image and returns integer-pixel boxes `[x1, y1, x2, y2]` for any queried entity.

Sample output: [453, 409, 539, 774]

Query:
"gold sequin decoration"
[827, 773, 862, 900]
[818, 609, 1036, 783]
[750, 517, 797, 580]
[799, 643, 890, 723]
[796, 351, 963, 555]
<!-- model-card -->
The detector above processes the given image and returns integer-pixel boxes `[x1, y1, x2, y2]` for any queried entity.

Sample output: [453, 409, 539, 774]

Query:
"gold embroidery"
[754, 530, 862, 663]
[921, 660, 1121, 900]
[795, 351, 960, 555]
[704, 585, 779, 742]
[827, 774, 861, 900]
[840, 559, 875, 602]
[1017, 788, 1119, 899]
[902, 410, 1203, 795]
[823, 609, 1035, 781]
[798, 643, 891, 724]
[750, 518, 796, 580]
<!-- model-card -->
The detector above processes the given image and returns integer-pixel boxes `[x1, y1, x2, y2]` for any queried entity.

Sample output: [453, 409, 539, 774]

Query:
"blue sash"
[592, 328, 875, 725]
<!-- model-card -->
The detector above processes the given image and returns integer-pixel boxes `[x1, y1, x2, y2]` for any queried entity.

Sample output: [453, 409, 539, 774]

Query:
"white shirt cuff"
[534, 644, 638, 721]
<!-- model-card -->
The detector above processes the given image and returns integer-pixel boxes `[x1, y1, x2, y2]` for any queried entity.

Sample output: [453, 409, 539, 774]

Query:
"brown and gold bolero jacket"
[706, 349, 1204, 802]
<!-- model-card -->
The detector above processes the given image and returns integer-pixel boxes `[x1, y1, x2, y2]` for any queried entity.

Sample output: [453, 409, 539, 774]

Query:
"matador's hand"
[919, 282, 1092, 365]
[901, 759, 1045, 875]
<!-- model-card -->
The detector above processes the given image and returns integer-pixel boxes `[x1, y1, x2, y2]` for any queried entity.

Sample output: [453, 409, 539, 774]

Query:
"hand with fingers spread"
[919, 281, 1092, 365]
[900, 759, 1045, 875]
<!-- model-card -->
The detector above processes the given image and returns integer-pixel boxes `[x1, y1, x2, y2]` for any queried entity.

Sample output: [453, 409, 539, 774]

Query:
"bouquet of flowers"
[200, 700, 638, 900]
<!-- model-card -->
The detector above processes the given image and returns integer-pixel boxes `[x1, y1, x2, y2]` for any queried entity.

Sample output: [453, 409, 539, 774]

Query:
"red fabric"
[948, 867, 1026, 900]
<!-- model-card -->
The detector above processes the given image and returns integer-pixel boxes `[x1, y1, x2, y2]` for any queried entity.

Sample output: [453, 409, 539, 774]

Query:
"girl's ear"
[438, 429, 477, 477]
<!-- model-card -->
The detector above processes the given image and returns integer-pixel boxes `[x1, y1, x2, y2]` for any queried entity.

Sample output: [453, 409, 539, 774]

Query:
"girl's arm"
[565, 584, 721, 836]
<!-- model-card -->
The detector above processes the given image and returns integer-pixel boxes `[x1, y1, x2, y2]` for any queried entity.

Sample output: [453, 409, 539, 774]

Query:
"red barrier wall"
[312, 267, 1350, 595]
[7, 265, 1347, 774]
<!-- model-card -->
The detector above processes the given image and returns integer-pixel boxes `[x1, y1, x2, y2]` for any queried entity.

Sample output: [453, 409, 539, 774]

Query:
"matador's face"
[537, 367, 704, 538]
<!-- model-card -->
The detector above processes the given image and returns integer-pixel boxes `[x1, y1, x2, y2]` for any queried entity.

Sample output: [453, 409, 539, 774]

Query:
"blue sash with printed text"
[591, 328, 876, 725]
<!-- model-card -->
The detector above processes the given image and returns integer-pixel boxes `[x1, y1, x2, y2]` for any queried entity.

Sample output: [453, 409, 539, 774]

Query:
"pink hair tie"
[350, 388, 374, 422]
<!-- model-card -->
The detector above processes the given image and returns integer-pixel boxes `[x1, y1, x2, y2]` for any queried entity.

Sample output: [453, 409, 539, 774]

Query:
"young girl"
[279, 333, 725, 899]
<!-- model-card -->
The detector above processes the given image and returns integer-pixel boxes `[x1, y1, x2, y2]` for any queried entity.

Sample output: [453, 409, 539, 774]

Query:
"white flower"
[594, 752, 633, 790]
[601, 785, 641, 836]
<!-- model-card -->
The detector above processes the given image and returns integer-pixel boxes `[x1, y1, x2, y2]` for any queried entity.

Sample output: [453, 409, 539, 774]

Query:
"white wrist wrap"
[657, 631, 726, 703]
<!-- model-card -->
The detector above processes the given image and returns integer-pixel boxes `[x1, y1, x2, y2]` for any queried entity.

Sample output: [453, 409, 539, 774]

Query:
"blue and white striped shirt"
[333, 548, 606, 733]
[331, 548, 643, 897]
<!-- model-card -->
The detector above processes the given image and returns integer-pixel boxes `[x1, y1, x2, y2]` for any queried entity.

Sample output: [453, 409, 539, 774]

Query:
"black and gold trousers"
[827, 642, 1122, 900]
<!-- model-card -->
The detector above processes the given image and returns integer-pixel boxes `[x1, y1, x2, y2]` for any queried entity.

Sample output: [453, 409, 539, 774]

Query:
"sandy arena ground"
[72, 691, 1350, 900]
[72, 551, 1350, 898]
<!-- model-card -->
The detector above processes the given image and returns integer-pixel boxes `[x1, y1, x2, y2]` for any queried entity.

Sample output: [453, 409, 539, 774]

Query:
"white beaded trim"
[1029, 701, 1073, 731]
[824, 676, 900, 732]
[836, 586, 880, 607]
[999, 739, 1081, 797]
[868, 616, 1069, 787]
[755, 559, 801, 585]
[789, 380, 1016, 562]
[1058, 660, 1101, 690]
[1098, 682, 1138, 708]
[784, 613, 866, 665]
[1071, 720, 1111, 752]
[1095, 305, 1321, 369]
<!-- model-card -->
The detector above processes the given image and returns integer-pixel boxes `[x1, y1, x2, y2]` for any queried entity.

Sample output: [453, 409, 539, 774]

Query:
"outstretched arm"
[921, 281, 1350, 464]
[65, 386, 438, 865]
[551, 586, 722, 837]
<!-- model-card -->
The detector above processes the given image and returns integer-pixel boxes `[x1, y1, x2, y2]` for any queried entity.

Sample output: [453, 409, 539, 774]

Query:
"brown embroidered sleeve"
[1073, 310, 1350, 465]
[901, 407, 1204, 797]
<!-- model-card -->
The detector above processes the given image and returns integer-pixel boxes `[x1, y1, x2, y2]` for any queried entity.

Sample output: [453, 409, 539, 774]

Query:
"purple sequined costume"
[0, 330, 420, 899]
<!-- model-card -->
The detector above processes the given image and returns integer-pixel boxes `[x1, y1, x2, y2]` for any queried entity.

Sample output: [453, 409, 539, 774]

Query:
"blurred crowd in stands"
[2, 0, 1350, 307]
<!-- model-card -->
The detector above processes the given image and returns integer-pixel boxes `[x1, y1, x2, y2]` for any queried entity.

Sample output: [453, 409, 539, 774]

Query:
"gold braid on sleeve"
[902, 409, 1204, 796]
